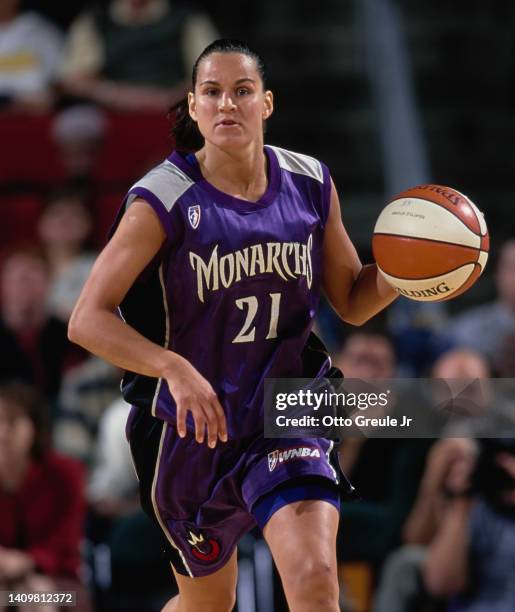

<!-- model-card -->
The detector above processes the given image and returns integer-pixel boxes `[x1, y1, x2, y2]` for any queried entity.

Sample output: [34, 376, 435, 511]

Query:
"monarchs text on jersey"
[113, 145, 332, 438]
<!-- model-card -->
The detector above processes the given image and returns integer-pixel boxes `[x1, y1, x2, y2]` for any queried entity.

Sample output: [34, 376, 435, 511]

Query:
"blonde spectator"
[0, 0, 63, 112]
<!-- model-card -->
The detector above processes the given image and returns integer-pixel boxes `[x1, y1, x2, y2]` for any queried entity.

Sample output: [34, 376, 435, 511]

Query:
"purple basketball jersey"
[116, 145, 332, 439]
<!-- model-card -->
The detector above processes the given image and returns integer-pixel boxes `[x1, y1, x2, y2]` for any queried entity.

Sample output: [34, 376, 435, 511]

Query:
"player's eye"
[204, 88, 219, 96]
[236, 88, 250, 96]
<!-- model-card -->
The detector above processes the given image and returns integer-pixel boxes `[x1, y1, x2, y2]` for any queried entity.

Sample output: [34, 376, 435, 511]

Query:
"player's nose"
[218, 92, 236, 111]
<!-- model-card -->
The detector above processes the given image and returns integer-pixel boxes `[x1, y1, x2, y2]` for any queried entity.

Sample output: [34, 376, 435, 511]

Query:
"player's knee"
[284, 558, 339, 607]
[214, 587, 236, 612]
[179, 588, 236, 612]
[211, 591, 236, 612]
[196, 593, 235, 612]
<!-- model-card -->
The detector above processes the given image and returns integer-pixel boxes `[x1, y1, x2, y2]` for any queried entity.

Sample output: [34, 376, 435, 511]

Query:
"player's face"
[188, 52, 273, 150]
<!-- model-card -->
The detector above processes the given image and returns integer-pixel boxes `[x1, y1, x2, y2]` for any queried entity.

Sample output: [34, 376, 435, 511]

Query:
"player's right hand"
[163, 353, 228, 448]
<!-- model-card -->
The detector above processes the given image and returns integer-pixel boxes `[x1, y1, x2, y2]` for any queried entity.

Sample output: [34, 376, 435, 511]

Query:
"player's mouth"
[216, 119, 241, 127]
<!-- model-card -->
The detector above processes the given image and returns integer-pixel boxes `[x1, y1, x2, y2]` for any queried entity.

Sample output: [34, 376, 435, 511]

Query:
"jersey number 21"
[232, 293, 281, 343]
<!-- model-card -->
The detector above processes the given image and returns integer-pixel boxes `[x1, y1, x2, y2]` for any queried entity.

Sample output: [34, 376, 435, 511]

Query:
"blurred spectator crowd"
[0, 1, 216, 610]
[1, 1, 515, 611]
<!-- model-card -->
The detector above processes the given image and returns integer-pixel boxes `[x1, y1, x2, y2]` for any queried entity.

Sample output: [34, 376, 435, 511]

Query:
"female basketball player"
[69, 39, 397, 612]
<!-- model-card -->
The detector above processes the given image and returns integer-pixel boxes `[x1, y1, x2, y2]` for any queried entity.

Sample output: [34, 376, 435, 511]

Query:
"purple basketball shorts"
[126, 405, 340, 578]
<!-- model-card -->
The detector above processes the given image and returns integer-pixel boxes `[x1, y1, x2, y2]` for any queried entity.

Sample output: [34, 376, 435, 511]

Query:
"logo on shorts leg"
[267, 446, 321, 472]
[188, 205, 201, 229]
[186, 530, 221, 562]
[268, 450, 279, 472]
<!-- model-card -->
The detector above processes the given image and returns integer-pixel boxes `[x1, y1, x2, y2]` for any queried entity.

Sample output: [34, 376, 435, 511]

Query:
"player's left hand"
[162, 352, 228, 447]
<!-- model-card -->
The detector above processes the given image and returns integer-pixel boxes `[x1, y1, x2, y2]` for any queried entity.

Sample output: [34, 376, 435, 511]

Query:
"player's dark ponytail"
[169, 38, 267, 152]
[169, 97, 203, 152]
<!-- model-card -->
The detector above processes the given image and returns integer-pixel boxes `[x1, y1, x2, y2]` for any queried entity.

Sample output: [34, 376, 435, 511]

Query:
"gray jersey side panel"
[126, 160, 194, 211]
[267, 145, 324, 184]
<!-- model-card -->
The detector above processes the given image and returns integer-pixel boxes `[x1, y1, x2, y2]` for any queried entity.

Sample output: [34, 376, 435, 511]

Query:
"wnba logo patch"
[188, 205, 201, 229]
[268, 446, 321, 472]
[186, 530, 221, 562]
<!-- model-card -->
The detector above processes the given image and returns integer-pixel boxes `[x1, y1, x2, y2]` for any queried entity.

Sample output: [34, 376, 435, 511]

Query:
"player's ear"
[262, 90, 273, 120]
[188, 92, 197, 122]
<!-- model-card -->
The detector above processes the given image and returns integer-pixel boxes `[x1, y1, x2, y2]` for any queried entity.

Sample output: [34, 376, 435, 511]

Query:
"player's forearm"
[422, 497, 472, 597]
[68, 308, 177, 379]
[342, 264, 398, 325]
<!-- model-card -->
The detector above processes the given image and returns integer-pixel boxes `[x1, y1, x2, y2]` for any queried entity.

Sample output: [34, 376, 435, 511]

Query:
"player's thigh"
[171, 549, 238, 610]
[263, 499, 339, 590]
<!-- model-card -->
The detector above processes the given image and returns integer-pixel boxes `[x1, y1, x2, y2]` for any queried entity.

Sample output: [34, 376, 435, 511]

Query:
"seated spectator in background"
[334, 328, 396, 380]
[373, 437, 478, 612]
[53, 356, 122, 465]
[60, 0, 217, 112]
[446, 238, 515, 376]
[404, 350, 489, 548]
[334, 330, 429, 569]
[38, 189, 97, 323]
[87, 397, 138, 516]
[51, 105, 107, 185]
[0, 382, 90, 611]
[85, 397, 177, 611]
[373, 349, 490, 612]
[423, 438, 515, 612]
[50, 104, 133, 247]
[386, 297, 450, 376]
[334, 329, 397, 480]
[0, 249, 82, 401]
[0, 0, 63, 112]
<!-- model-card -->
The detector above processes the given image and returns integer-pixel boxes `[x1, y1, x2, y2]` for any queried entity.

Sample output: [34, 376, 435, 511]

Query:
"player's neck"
[196, 142, 268, 203]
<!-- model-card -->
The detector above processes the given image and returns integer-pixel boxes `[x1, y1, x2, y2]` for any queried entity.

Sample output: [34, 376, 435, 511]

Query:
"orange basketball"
[372, 185, 489, 301]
